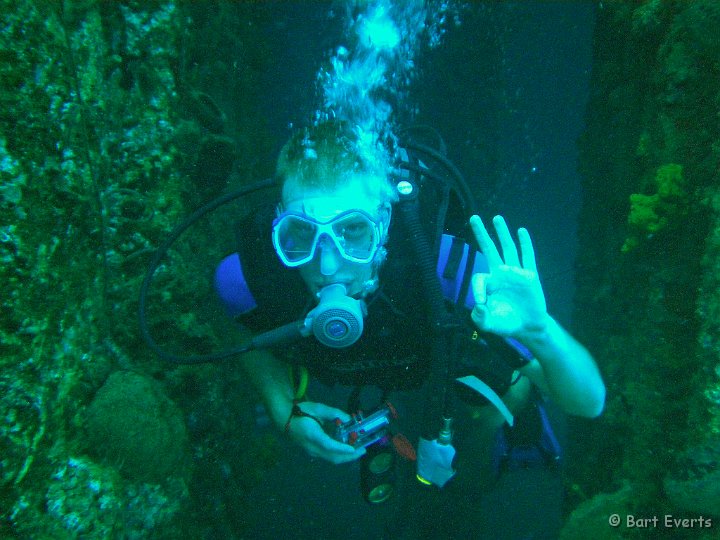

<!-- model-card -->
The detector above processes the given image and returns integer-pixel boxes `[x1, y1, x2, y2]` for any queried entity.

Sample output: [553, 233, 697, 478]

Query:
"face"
[281, 176, 391, 298]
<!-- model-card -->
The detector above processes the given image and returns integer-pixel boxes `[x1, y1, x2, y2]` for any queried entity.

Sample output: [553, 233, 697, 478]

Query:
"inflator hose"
[397, 199, 457, 439]
[402, 141, 478, 215]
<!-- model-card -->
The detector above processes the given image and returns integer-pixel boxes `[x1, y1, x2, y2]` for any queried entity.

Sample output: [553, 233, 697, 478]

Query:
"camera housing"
[332, 405, 395, 448]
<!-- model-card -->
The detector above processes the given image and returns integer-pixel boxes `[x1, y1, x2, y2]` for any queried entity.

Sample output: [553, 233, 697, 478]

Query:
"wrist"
[284, 400, 323, 434]
[515, 314, 557, 348]
[265, 395, 295, 430]
[284, 400, 301, 433]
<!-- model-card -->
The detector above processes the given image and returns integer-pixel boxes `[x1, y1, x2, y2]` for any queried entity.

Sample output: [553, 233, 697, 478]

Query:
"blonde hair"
[277, 120, 397, 204]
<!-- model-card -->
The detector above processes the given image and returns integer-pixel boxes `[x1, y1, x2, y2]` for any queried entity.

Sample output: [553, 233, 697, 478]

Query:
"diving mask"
[272, 208, 385, 267]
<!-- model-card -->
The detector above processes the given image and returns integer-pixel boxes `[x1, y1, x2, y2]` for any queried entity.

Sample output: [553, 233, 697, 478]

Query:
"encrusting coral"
[622, 163, 687, 252]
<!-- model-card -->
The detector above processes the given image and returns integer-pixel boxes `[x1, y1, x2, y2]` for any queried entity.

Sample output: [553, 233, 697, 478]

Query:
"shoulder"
[219, 203, 309, 330]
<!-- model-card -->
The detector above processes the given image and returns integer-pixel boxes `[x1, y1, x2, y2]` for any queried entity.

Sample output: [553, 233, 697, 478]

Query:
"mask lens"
[274, 210, 381, 267]
[276, 215, 318, 263]
[331, 213, 377, 262]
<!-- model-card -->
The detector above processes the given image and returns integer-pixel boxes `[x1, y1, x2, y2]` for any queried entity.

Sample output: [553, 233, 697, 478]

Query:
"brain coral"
[85, 371, 189, 484]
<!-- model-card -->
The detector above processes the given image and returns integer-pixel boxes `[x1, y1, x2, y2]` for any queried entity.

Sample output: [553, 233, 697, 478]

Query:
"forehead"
[283, 176, 386, 221]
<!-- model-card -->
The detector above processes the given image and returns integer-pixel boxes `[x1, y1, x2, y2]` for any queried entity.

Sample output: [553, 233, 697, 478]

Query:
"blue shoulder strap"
[436, 233, 488, 310]
[215, 253, 257, 317]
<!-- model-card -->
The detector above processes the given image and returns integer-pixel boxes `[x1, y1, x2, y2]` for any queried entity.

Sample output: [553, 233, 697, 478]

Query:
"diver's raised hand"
[469, 215, 549, 338]
[285, 401, 366, 464]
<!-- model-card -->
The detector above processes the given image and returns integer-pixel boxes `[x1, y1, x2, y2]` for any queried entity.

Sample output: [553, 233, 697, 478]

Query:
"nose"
[318, 235, 340, 276]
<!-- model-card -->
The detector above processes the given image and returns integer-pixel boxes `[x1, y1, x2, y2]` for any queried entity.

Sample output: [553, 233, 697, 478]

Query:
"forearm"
[241, 349, 295, 428]
[518, 316, 605, 418]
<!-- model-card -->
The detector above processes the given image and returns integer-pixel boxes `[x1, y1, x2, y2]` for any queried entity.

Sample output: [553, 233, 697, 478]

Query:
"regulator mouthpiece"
[304, 284, 366, 348]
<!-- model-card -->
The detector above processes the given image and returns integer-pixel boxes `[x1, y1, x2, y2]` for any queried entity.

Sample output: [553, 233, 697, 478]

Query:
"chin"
[307, 279, 362, 297]
[346, 283, 365, 297]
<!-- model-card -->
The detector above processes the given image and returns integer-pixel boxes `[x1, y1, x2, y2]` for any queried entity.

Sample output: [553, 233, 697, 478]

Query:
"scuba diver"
[140, 119, 605, 519]
[216, 118, 602, 458]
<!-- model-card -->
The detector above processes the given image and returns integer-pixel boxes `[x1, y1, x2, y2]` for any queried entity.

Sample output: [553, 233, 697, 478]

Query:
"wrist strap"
[284, 399, 323, 433]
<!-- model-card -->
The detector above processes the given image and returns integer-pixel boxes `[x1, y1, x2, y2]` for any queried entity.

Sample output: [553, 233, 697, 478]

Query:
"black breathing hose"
[401, 141, 478, 215]
[138, 177, 278, 364]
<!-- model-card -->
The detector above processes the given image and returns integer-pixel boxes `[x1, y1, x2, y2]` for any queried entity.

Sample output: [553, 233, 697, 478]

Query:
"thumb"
[301, 402, 351, 423]
[471, 273, 490, 332]
[472, 273, 488, 305]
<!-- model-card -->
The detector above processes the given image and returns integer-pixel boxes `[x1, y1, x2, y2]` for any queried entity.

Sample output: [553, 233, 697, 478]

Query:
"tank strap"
[441, 236, 466, 280]
[456, 375, 514, 426]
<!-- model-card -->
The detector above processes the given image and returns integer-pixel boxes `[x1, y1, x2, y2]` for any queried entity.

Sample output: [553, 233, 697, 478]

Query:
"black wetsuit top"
[235, 196, 526, 401]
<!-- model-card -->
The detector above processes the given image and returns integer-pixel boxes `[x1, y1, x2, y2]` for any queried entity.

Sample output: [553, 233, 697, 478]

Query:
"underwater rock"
[560, 482, 635, 540]
[192, 134, 237, 202]
[85, 371, 189, 484]
[8, 455, 184, 538]
[664, 439, 720, 517]
[182, 90, 227, 134]
[0, 375, 45, 487]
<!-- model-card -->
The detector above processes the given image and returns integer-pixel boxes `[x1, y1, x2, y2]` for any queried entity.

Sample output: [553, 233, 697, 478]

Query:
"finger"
[471, 304, 490, 332]
[329, 447, 367, 464]
[302, 402, 351, 423]
[301, 420, 358, 456]
[518, 227, 537, 273]
[319, 436, 360, 455]
[471, 273, 488, 305]
[307, 444, 362, 464]
[469, 215, 503, 269]
[313, 436, 367, 464]
[492, 215, 520, 267]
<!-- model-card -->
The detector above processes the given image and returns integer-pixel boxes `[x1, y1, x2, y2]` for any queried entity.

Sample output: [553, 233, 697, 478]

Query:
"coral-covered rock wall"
[1, 2, 188, 536]
[0, 1, 276, 537]
[565, 0, 720, 534]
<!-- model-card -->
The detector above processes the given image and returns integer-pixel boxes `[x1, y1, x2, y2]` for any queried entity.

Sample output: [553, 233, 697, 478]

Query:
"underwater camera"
[331, 404, 399, 504]
[332, 404, 395, 449]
